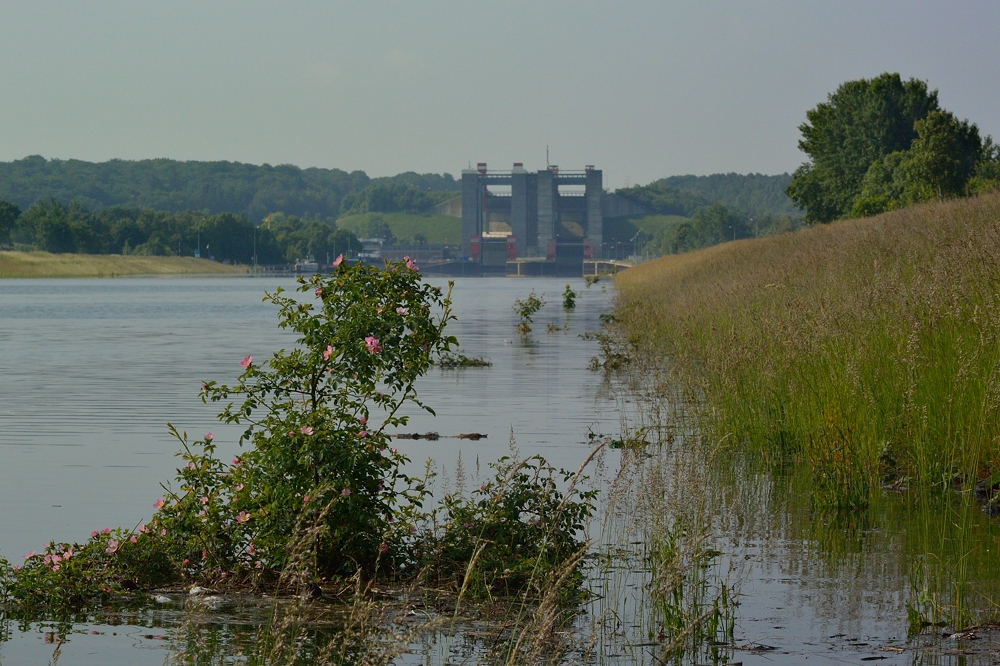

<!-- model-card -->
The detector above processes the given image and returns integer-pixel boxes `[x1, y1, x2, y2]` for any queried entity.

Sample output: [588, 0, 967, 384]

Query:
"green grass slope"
[336, 212, 461, 245]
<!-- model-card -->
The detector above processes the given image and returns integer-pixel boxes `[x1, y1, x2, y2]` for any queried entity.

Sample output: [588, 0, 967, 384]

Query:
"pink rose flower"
[204, 432, 213, 441]
[323, 345, 334, 361]
[240, 355, 253, 369]
[333, 254, 343, 267]
[106, 540, 119, 554]
[358, 430, 368, 438]
[341, 488, 351, 497]
[300, 425, 314, 435]
[396, 306, 408, 315]
[315, 288, 323, 296]
[236, 511, 250, 523]
[364, 336, 381, 354]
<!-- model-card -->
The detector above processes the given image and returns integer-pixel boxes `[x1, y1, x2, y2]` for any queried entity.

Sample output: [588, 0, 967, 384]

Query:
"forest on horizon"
[0, 156, 797, 222]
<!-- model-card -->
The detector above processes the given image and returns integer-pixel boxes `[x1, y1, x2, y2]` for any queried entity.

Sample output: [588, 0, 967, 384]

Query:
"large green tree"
[786, 73, 940, 223]
[0, 200, 20, 245]
[905, 110, 982, 200]
[850, 110, 986, 217]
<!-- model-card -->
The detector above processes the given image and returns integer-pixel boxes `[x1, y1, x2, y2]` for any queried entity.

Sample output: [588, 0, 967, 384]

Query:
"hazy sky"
[2, 2, 998, 188]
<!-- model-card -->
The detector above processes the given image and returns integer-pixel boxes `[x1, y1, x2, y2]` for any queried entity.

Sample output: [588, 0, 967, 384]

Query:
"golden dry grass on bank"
[0, 251, 247, 278]
[615, 193, 1000, 505]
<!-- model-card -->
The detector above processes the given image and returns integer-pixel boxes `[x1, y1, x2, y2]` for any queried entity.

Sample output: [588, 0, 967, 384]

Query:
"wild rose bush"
[1, 259, 455, 606]
[0, 528, 174, 608]
[186, 259, 456, 578]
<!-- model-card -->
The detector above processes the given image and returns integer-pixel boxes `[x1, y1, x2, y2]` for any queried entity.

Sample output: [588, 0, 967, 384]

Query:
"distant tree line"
[661, 173, 799, 218]
[613, 181, 712, 217]
[0, 157, 459, 222]
[614, 173, 799, 219]
[787, 72, 1000, 222]
[338, 183, 456, 217]
[609, 173, 805, 257]
[648, 206, 806, 255]
[0, 199, 361, 265]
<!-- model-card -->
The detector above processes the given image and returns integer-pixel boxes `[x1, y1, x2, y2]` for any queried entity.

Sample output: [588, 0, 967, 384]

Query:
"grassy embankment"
[615, 193, 1000, 508]
[0, 251, 247, 278]
[336, 212, 462, 245]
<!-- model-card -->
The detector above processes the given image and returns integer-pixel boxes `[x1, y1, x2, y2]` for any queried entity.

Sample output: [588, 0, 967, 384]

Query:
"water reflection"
[4, 276, 1000, 664]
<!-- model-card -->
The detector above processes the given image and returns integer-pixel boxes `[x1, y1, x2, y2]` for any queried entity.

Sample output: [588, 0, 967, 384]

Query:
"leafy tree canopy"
[786, 73, 994, 222]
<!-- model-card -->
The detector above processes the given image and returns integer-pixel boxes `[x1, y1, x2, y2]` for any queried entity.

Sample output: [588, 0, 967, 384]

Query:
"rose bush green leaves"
[192, 260, 456, 578]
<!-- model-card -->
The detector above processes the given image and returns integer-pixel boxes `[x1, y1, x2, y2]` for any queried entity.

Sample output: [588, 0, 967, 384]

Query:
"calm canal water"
[1, 276, 1000, 665]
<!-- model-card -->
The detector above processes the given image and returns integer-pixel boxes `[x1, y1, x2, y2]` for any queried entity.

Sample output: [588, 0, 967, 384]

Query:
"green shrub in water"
[418, 454, 598, 597]
[513, 291, 545, 335]
[562, 284, 576, 310]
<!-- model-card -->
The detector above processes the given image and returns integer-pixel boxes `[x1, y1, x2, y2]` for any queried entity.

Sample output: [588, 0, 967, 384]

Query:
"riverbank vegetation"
[615, 192, 1000, 510]
[0, 251, 246, 278]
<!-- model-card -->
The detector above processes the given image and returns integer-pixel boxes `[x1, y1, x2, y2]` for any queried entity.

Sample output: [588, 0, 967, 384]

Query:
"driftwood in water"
[390, 432, 488, 441]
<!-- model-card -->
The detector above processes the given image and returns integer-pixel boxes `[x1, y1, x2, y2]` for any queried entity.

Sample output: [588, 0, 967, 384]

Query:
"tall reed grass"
[616, 193, 1000, 507]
